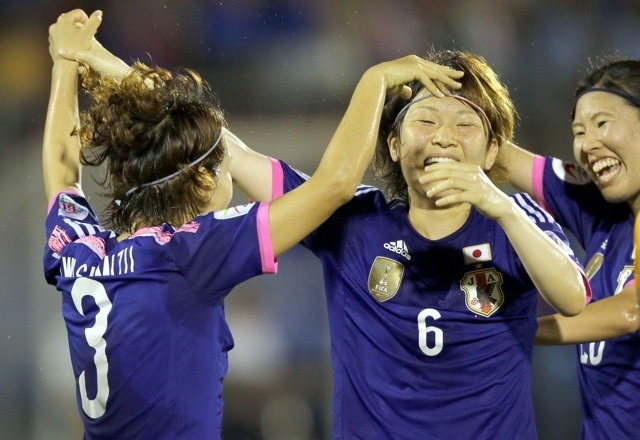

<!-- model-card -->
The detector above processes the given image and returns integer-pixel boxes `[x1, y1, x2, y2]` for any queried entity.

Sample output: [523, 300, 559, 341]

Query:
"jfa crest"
[460, 268, 504, 317]
[368, 257, 404, 302]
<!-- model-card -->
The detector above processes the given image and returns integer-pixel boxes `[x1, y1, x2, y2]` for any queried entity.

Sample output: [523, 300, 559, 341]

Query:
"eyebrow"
[410, 105, 482, 119]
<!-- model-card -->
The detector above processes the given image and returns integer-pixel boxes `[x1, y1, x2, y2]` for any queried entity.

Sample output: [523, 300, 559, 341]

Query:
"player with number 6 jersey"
[229, 50, 590, 439]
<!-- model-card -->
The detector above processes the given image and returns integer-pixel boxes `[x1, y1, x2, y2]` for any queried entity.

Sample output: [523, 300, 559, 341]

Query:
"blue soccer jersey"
[532, 156, 638, 440]
[277, 160, 585, 440]
[44, 191, 277, 439]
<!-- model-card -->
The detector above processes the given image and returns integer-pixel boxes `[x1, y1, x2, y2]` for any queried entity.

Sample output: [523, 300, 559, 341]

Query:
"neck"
[408, 200, 472, 240]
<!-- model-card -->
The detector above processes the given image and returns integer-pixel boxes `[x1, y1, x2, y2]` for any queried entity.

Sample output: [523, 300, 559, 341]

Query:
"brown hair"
[78, 62, 227, 233]
[373, 50, 517, 203]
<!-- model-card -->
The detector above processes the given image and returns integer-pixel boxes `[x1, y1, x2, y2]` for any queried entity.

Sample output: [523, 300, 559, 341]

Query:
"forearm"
[503, 141, 536, 195]
[312, 69, 386, 197]
[43, 61, 82, 201]
[536, 286, 639, 344]
[498, 205, 586, 316]
[225, 129, 274, 201]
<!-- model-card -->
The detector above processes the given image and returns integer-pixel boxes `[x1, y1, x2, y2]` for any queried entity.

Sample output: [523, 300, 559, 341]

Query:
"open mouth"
[424, 157, 458, 167]
[591, 157, 621, 184]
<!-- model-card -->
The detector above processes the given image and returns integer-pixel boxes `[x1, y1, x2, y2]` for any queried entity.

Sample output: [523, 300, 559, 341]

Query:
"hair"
[373, 50, 517, 204]
[572, 57, 640, 119]
[77, 62, 227, 234]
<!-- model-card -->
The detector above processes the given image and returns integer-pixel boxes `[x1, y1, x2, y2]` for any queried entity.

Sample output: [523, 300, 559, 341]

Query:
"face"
[389, 94, 498, 200]
[572, 92, 640, 208]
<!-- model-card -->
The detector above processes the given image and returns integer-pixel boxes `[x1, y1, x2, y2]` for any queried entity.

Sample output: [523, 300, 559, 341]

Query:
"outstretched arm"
[43, 10, 102, 202]
[537, 285, 638, 344]
[502, 141, 536, 196]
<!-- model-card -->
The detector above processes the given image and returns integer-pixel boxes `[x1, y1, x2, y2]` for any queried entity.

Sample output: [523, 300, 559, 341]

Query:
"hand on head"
[49, 9, 102, 64]
[369, 55, 464, 99]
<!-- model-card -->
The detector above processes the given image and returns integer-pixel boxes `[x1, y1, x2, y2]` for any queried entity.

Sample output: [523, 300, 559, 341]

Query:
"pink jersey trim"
[257, 202, 278, 274]
[269, 157, 284, 200]
[577, 266, 593, 304]
[531, 156, 553, 215]
[48, 189, 83, 215]
[625, 278, 636, 288]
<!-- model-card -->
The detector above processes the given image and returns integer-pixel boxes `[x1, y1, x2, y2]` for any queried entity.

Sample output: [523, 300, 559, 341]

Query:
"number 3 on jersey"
[71, 277, 113, 419]
[418, 308, 443, 356]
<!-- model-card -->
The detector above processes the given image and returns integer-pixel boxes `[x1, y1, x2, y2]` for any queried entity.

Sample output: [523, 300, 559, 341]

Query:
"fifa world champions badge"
[460, 268, 504, 317]
[368, 257, 404, 302]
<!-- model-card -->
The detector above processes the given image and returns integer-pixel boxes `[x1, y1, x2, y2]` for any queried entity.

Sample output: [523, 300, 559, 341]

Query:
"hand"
[59, 38, 130, 82]
[366, 55, 464, 99]
[49, 9, 102, 63]
[419, 161, 514, 220]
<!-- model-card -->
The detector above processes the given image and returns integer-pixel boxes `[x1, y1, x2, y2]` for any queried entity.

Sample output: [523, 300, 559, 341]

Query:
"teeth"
[425, 157, 457, 166]
[592, 157, 620, 174]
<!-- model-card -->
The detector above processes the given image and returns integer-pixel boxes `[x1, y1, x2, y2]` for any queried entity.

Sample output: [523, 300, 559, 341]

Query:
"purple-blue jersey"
[277, 159, 586, 440]
[43, 191, 277, 439]
[533, 156, 637, 440]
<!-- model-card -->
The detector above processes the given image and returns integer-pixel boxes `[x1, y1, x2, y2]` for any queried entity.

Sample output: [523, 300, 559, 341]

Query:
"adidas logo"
[384, 240, 411, 260]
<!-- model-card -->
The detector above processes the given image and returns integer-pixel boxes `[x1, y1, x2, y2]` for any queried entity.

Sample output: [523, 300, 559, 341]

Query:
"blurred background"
[2, 1, 639, 439]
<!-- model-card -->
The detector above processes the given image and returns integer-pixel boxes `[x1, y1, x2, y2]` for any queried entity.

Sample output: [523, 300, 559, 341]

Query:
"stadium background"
[1, 1, 638, 438]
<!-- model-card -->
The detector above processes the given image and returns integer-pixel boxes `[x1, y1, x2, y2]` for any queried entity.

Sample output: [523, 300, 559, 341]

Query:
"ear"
[483, 138, 499, 171]
[388, 133, 401, 163]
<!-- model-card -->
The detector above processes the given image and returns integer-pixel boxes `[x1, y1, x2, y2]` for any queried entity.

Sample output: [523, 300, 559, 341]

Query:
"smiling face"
[389, 94, 498, 202]
[572, 91, 640, 211]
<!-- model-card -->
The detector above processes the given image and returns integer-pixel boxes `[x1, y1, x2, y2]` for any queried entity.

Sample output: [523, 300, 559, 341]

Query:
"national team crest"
[368, 257, 404, 302]
[460, 268, 504, 317]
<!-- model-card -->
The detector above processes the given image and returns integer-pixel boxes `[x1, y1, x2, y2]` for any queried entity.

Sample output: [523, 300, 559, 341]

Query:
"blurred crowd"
[1, 1, 638, 439]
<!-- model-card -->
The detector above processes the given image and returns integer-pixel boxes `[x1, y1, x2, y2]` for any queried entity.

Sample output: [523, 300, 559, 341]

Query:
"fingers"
[80, 10, 103, 38]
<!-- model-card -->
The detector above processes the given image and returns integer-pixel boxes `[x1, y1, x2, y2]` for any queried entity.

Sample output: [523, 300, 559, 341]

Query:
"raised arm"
[43, 10, 102, 202]
[268, 56, 463, 256]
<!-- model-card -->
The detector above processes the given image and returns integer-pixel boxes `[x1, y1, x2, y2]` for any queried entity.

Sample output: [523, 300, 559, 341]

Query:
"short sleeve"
[44, 191, 106, 284]
[168, 202, 277, 304]
[511, 192, 592, 303]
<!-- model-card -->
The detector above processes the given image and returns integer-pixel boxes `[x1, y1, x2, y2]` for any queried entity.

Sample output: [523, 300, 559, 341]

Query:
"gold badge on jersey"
[368, 257, 404, 302]
[460, 268, 504, 317]
[585, 253, 604, 280]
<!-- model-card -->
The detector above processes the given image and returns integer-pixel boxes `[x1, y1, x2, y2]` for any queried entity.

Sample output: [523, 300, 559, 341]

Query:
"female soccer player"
[229, 50, 590, 439]
[504, 58, 640, 439]
[44, 10, 464, 439]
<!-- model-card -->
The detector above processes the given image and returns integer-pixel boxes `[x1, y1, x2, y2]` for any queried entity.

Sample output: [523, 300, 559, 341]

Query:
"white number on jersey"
[71, 277, 112, 419]
[418, 308, 443, 356]
[580, 265, 633, 366]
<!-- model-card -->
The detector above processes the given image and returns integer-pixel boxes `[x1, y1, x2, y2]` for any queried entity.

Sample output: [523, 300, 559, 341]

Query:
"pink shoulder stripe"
[269, 157, 284, 199]
[257, 202, 278, 274]
[532, 156, 553, 215]
[48, 189, 83, 215]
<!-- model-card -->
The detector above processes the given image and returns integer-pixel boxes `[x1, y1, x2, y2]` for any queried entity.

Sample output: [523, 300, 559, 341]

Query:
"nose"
[431, 125, 457, 149]
[579, 129, 601, 154]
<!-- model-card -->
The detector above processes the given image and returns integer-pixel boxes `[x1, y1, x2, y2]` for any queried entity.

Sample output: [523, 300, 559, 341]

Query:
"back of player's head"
[78, 62, 227, 233]
[374, 49, 516, 203]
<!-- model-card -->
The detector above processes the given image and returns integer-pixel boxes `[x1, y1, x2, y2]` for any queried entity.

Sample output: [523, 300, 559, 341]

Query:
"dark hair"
[78, 62, 227, 234]
[572, 57, 640, 119]
[373, 50, 517, 203]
